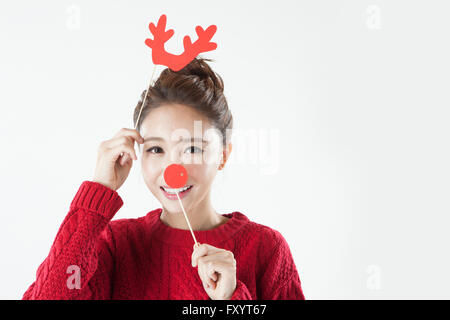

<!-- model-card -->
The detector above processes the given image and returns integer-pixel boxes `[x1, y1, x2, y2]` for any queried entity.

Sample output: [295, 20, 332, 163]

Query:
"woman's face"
[139, 103, 228, 214]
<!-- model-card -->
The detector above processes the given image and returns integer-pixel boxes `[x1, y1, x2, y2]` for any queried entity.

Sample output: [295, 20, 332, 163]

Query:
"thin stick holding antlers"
[119, 64, 157, 161]
[134, 64, 157, 131]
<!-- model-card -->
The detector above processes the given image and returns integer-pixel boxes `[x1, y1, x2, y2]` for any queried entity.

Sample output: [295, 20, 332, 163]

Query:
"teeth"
[162, 185, 191, 194]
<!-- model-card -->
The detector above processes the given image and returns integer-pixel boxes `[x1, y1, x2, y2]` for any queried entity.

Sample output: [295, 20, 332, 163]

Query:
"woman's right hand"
[93, 128, 144, 191]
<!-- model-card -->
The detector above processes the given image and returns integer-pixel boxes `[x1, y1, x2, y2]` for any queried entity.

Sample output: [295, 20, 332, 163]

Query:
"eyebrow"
[143, 136, 209, 144]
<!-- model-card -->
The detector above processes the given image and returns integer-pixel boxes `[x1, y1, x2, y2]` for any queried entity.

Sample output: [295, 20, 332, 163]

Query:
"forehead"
[140, 103, 215, 139]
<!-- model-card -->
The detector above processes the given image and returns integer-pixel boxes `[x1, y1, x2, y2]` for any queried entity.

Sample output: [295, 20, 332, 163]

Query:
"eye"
[186, 146, 203, 154]
[146, 146, 163, 154]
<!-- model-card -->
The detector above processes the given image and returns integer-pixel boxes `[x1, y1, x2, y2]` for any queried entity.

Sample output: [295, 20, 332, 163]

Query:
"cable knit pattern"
[23, 181, 305, 300]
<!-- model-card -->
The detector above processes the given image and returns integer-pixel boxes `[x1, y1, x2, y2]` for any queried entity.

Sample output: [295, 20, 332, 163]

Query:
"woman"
[23, 57, 305, 300]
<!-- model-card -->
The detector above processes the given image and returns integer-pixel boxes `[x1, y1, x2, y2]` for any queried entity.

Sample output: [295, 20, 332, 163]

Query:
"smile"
[160, 185, 193, 200]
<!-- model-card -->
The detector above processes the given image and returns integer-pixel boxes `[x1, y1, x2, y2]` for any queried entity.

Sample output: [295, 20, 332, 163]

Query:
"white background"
[1, 0, 449, 299]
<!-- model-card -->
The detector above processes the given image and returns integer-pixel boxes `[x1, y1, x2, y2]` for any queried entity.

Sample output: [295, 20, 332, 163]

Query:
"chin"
[162, 205, 183, 215]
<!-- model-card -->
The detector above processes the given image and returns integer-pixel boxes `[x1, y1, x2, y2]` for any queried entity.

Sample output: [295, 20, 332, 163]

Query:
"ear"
[218, 142, 232, 170]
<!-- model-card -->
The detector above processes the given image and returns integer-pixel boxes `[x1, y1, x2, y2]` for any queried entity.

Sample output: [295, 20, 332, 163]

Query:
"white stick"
[135, 64, 157, 131]
[135, 64, 199, 249]
[121, 64, 157, 160]
[176, 191, 199, 248]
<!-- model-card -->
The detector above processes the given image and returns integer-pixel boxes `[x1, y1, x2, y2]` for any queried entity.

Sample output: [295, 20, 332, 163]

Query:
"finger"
[200, 243, 227, 255]
[122, 146, 137, 161]
[108, 135, 143, 151]
[198, 265, 220, 291]
[191, 242, 203, 267]
[120, 153, 128, 166]
[206, 261, 231, 287]
[208, 277, 216, 289]
[206, 270, 218, 289]
[192, 243, 225, 267]
[198, 251, 230, 265]
[197, 261, 217, 290]
[111, 144, 137, 164]
[192, 244, 227, 268]
[197, 254, 227, 280]
[113, 135, 142, 151]
[120, 153, 133, 166]
[199, 253, 232, 276]
[198, 264, 211, 289]
[201, 261, 219, 284]
[192, 244, 207, 267]
[196, 260, 208, 288]
[112, 128, 145, 144]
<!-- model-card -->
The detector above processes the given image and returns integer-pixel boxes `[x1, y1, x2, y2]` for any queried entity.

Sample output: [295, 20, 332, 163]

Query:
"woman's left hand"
[191, 243, 237, 300]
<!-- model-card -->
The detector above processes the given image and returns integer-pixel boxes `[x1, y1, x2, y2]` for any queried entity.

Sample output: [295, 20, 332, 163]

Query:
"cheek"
[189, 164, 218, 185]
[202, 149, 222, 166]
[141, 159, 162, 183]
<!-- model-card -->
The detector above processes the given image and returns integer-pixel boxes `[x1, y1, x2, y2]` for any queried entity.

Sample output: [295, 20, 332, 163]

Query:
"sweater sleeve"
[230, 279, 253, 300]
[22, 181, 123, 300]
[258, 231, 305, 300]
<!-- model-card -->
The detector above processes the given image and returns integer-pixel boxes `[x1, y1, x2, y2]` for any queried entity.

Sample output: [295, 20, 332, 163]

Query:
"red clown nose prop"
[164, 164, 188, 189]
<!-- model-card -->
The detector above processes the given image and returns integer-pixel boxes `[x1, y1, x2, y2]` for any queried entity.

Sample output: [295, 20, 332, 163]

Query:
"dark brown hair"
[133, 57, 233, 146]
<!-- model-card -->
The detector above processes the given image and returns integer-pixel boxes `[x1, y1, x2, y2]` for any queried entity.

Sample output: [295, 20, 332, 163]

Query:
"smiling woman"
[22, 57, 305, 300]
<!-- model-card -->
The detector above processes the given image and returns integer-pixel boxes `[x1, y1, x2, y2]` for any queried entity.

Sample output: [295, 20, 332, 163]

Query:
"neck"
[160, 192, 228, 231]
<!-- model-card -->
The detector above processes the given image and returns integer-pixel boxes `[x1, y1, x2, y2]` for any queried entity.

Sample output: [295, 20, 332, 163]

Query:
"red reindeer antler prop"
[145, 14, 217, 71]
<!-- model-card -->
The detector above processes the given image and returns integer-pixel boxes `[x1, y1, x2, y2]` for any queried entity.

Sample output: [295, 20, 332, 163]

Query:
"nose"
[167, 147, 195, 168]
[167, 147, 185, 165]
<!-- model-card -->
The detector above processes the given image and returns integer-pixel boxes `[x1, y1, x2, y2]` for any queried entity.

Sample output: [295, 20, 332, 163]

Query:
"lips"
[160, 185, 193, 200]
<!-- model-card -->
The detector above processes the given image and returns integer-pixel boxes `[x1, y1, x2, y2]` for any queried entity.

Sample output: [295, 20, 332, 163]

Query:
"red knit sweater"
[22, 181, 305, 300]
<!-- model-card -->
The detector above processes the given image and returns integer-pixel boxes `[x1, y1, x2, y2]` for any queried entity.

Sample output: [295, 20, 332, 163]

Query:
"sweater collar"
[146, 208, 249, 247]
